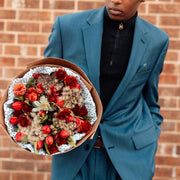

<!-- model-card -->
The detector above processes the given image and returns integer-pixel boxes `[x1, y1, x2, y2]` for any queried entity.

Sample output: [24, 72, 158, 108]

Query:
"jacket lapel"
[103, 17, 150, 117]
[82, 7, 105, 95]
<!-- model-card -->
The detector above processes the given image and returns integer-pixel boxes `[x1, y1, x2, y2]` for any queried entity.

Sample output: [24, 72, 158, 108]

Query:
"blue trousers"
[73, 148, 122, 180]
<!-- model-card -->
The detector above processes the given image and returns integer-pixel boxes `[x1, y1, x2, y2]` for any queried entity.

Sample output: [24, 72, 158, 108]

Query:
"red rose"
[45, 136, 54, 145]
[81, 121, 92, 134]
[48, 95, 57, 103]
[33, 73, 42, 79]
[75, 118, 83, 133]
[56, 109, 71, 120]
[47, 143, 59, 154]
[55, 133, 67, 146]
[75, 84, 81, 90]
[15, 132, 26, 142]
[72, 105, 88, 118]
[13, 83, 26, 96]
[18, 115, 31, 127]
[36, 83, 45, 94]
[13, 110, 22, 117]
[9, 116, 18, 125]
[22, 102, 32, 113]
[56, 99, 64, 108]
[12, 101, 23, 111]
[37, 140, 44, 149]
[42, 125, 51, 134]
[55, 68, 67, 81]
[64, 75, 77, 89]
[79, 106, 88, 118]
[25, 87, 39, 102]
[60, 130, 69, 139]
[66, 116, 75, 123]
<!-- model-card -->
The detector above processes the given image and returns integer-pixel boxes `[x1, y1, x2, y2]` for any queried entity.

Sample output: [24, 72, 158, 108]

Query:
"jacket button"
[84, 144, 90, 150]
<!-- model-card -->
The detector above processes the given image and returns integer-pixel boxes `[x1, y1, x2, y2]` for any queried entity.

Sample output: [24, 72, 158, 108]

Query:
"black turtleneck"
[100, 9, 137, 111]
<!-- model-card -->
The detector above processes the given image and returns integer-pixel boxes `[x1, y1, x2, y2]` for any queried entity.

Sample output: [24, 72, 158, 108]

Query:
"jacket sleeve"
[143, 37, 169, 138]
[44, 16, 63, 58]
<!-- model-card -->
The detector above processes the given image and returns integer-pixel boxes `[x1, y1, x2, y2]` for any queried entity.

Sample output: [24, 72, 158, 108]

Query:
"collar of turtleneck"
[104, 8, 137, 30]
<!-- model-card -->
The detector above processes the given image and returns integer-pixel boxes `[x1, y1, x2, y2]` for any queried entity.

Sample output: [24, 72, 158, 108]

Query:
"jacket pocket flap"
[132, 126, 157, 150]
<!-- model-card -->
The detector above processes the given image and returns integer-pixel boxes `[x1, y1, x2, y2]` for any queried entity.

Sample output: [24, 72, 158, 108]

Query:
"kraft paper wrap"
[0, 57, 103, 155]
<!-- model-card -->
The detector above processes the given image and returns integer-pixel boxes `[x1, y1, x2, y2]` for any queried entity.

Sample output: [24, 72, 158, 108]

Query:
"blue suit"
[44, 6, 169, 180]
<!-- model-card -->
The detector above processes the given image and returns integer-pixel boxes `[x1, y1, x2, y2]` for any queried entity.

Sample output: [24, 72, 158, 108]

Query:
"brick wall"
[0, 0, 179, 179]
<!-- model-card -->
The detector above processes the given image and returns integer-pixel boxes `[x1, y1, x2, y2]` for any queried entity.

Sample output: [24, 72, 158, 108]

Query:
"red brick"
[4, 68, 25, 78]
[160, 16, 180, 26]
[47, 173, 51, 180]
[17, 58, 37, 67]
[159, 86, 180, 97]
[13, 150, 46, 160]
[159, 98, 177, 108]
[18, 34, 48, 44]
[176, 168, 180, 177]
[161, 121, 176, 132]
[138, 3, 146, 13]
[41, 46, 46, 56]
[18, 11, 51, 21]
[157, 143, 173, 155]
[26, 46, 38, 56]
[0, 68, 2, 77]
[149, 4, 180, 14]
[5, 45, 21, 55]
[7, 22, 39, 32]
[12, 173, 44, 180]
[161, 28, 179, 38]
[42, 23, 53, 33]
[159, 133, 180, 143]
[6, 0, 40, 8]
[161, 109, 180, 120]
[0, 0, 4, 7]
[53, 12, 73, 20]
[37, 162, 51, 172]
[139, 15, 157, 25]
[0, 57, 15, 66]
[0, 33, 15, 43]
[0, 80, 11, 89]
[43, 0, 74, 10]
[0, 10, 16, 19]
[0, 172, 10, 180]
[169, 40, 180, 50]
[159, 74, 178, 84]
[0, 22, 4, 31]
[78, 1, 104, 10]
[2, 161, 35, 171]
[177, 123, 180, 132]
[0, 149, 11, 158]
[154, 167, 173, 177]
[165, 51, 178, 61]
[156, 156, 180, 166]
[162, 63, 180, 74]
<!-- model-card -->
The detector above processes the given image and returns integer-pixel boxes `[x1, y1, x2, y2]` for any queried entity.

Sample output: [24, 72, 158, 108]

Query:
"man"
[44, 0, 169, 179]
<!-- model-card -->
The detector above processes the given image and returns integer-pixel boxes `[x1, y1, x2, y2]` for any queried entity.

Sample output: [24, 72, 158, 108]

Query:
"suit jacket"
[44, 6, 169, 180]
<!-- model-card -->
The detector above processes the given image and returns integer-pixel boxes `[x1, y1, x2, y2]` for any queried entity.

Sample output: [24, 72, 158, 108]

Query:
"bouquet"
[2, 58, 101, 155]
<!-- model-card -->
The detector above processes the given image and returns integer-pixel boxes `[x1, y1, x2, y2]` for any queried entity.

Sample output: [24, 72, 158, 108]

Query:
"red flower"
[25, 87, 39, 102]
[22, 102, 32, 113]
[33, 73, 42, 79]
[79, 107, 88, 118]
[55, 133, 67, 146]
[9, 116, 18, 125]
[56, 109, 71, 120]
[56, 99, 64, 108]
[55, 68, 67, 81]
[75, 118, 83, 133]
[12, 101, 23, 111]
[64, 75, 77, 89]
[72, 105, 88, 118]
[81, 121, 92, 134]
[13, 110, 22, 117]
[42, 125, 51, 134]
[37, 140, 44, 149]
[47, 143, 59, 154]
[13, 83, 26, 96]
[60, 130, 69, 139]
[18, 115, 31, 127]
[66, 116, 75, 123]
[36, 83, 45, 94]
[45, 136, 54, 145]
[48, 85, 59, 102]
[48, 95, 57, 103]
[39, 111, 46, 117]
[75, 84, 81, 90]
[15, 132, 26, 142]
